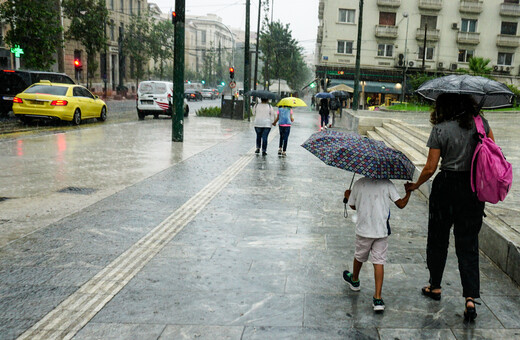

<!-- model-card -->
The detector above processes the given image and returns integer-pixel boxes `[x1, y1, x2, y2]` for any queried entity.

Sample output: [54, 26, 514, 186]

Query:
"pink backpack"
[470, 115, 513, 204]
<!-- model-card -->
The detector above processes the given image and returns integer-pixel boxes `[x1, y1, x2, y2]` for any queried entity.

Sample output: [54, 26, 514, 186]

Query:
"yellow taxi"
[13, 81, 107, 125]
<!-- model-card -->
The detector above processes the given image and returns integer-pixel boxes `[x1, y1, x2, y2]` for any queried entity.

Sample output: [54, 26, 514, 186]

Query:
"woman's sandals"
[464, 298, 481, 321]
[421, 286, 441, 301]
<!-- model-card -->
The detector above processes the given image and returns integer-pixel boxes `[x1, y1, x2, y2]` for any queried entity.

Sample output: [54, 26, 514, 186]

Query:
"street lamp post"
[401, 12, 409, 103]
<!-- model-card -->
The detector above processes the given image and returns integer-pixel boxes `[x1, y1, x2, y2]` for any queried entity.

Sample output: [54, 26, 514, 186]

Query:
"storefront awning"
[329, 80, 404, 94]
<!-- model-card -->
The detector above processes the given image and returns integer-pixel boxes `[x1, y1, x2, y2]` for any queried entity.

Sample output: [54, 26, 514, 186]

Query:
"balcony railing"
[459, 1, 483, 14]
[377, 0, 401, 8]
[496, 34, 520, 48]
[457, 31, 480, 45]
[415, 28, 440, 41]
[500, 3, 520, 17]
[375, 25, 398, 39]
[418, 0, 442, 11]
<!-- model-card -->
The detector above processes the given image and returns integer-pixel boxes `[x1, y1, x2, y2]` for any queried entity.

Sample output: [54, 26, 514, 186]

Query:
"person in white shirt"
[253, 98, 275, 156]
[343, 177, 411, 312]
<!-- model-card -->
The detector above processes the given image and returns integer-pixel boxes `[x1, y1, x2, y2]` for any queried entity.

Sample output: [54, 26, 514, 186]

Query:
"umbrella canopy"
[246, 90, 278, 100]
[301, 130, 415, 180]
[315, 92, 334, 99]
[276, 97, 307, 107]
[328, 84, 354, 93]
[330, 90, 349, 99]
[415, 75, 513, 109]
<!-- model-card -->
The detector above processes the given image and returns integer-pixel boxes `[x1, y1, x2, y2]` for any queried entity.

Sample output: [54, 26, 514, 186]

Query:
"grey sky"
[150, 0, 319, 54]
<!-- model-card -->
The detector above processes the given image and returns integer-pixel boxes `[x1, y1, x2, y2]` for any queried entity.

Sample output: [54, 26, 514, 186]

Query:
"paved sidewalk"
[1, 109, 519, 339]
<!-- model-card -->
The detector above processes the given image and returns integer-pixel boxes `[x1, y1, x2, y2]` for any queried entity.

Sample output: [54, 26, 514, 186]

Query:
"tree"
[123, 13, 152, 85]
[0, 0, 62, 70]
[458, 57, 493, 77]
[149, 20, 174, 80]
[62, 0, 108, 88]
[259, 21, 310, 92]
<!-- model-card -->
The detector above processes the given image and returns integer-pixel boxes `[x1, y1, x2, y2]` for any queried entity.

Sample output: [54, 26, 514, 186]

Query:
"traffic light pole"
[244, 0, 251, 121]
[352, 0, 364, 111]
[172, 0, 185, 142]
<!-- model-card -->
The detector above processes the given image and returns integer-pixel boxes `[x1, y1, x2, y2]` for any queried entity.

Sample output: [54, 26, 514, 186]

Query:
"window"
[461, 19, 477, 33]
[420, 15, 437, 29]
[110, 21, 115, 41]
[377, 44, 393, 57]
[120, 0, 124, 13]
[458, 49, 474, 62]
[498, 52, 513, 65]
[379, 12, 396, 26]
[201, 31, 206, 44]
[418, 47, 434, 60]
[505, 0, 519, 3]
[110, 0, 114, 9]
[339, 9, 355, 23]
[337, 40, 353, 54]
[501, 22, 517, 35]
[129, 0, 133, 15]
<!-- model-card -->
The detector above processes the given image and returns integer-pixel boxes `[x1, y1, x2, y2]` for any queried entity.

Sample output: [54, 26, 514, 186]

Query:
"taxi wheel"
[72, 109, 81, 125]
[98, 106, 107, 122]
[137, 110, 145, 120]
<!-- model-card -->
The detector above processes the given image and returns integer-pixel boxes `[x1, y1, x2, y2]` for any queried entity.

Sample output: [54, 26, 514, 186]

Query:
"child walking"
[343, 177, 411, 312]
[272, 106, 294, 156]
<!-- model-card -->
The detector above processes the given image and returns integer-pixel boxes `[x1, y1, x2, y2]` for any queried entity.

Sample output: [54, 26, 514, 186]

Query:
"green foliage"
[123, 13, 152, 83]
[408, 73, 436, 92]
[0, 0, 62, 70]
[457, 57, 493, 77]
[196, 106, 221, 117]
[385, 103, 431, 111]
[62, 0, 108, 87]
[507, 84, 520, 107]
[149, 20, 174, 79]
[259, 21, 311, 92]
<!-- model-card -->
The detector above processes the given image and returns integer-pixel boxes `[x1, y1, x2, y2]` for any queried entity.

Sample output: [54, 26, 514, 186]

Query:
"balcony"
[377, 0, 401, 8]
[415, 28, 440, 41]
[496, 34, 520, 48]
[459, 1, 483, 14]
[500, 3, 520, 17]
[418, 0, 442, 11]
[375, 25, 398, 39]
[457, 31, 480, 45]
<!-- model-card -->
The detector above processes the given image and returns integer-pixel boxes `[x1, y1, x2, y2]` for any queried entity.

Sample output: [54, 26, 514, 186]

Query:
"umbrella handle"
[344, 174, 355, 218]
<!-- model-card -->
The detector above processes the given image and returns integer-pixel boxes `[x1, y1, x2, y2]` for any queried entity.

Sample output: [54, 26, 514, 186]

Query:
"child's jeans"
[278, 126, 291, 151]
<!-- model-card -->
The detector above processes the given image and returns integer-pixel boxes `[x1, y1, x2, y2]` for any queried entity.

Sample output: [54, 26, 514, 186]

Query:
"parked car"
[0, 69, 75, 117]
[137, 80, 189, 120]
[201, 89, 216, 100]
[185, 89, 203, 101]
[12, 81, 107, 125]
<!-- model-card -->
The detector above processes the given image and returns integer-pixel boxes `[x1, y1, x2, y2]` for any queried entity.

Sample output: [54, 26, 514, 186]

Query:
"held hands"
[404, 182, 417, 192]
[343, 189, 351, 204]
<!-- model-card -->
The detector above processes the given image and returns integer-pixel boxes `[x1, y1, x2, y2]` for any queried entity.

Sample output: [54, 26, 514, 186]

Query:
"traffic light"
[229, 67, 235, 79]
[73, 59, 82, 71]
[172, 11, 177, 23]
[201, 80, 205, 84]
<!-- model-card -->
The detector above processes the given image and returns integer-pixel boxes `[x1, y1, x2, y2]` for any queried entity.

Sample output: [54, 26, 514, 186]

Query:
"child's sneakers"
[372, 297, 385, 312]
[343, 270, 360, 291]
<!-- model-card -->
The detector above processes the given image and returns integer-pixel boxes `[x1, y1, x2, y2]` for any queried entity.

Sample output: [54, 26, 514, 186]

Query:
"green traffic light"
[221, 81, 225, 86]
[201, 80, 205, 84]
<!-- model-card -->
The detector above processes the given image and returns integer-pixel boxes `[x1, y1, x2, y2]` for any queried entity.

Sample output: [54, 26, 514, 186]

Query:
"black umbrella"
[245, 90, 278, 100]
[415, 75, 513, 109]
[330, 90, 349, 99]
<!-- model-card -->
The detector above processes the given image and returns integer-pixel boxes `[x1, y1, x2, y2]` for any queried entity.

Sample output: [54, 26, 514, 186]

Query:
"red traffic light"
[229, 67, 235, 79]
[172, 11, 177, 23]
[74, 59, 81, 68]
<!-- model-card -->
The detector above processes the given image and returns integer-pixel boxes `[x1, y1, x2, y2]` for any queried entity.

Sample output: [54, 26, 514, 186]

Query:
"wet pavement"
[0, 106, 519, 339]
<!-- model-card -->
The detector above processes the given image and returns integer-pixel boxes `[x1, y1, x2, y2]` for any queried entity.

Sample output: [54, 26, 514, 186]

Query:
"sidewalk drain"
[58, 187, 97, 195]
[0, 197, 11, 202]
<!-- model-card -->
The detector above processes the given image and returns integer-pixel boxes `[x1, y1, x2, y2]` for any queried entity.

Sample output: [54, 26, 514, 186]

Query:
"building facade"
[316, 0, 520, 105]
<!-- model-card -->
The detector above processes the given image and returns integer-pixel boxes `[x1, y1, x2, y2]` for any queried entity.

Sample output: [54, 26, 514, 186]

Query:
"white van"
[136, 81, 189, 120]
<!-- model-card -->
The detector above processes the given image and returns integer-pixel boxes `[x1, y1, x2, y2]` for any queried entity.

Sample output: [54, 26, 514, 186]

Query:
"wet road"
[0, 98, 236, 247]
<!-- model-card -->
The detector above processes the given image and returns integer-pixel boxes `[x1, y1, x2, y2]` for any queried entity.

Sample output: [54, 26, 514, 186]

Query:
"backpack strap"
[473, 115, 486, 138]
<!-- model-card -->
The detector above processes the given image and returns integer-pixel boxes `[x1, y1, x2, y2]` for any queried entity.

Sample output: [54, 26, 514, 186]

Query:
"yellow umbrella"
[276, 97, 307, 107]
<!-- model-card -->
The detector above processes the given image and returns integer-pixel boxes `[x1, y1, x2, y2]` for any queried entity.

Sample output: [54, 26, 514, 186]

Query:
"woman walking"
[273, 105, 294, 156]
[318, 98, 329, 130]
[405, 93, 494, 321]
[253, 97, 275, 156]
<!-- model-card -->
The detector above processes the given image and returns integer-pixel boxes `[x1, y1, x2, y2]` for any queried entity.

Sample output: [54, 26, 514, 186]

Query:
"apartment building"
[316, 0, 520, 104]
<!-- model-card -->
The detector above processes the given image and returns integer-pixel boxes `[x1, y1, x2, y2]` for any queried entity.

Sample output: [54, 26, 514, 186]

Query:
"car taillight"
[2, 70, 15, 73]
[51, 100, 68, 106]
[13, 97, 23, 103]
